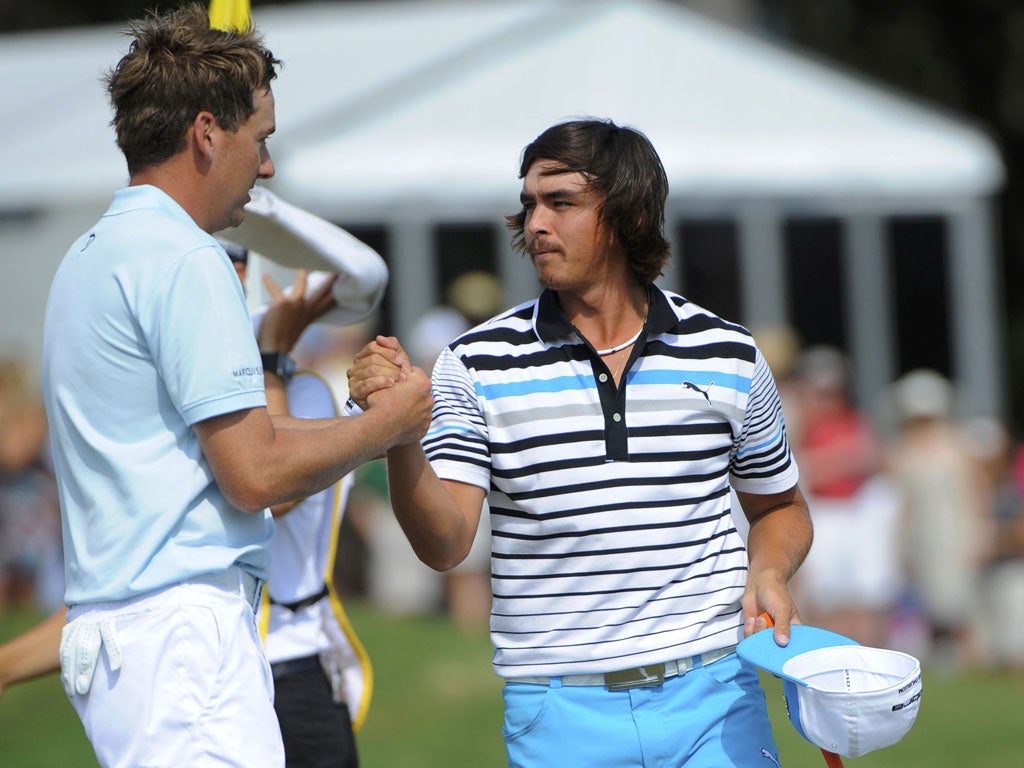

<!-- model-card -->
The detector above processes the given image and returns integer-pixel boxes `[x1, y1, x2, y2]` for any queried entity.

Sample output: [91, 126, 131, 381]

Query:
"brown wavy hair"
[104, 2, 280, 175]
[505, 118, 670, 284]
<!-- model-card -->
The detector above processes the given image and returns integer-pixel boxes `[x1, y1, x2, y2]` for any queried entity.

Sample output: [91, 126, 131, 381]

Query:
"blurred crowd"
[0, 356, 63, 614]
[4, 299, 1024, 669]
[757, 325, 1024, 675]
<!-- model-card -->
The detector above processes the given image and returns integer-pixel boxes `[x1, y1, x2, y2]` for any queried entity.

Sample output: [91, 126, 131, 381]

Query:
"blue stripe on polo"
[629, 368, 750, 393]
[736, 424, 786, 458]
[424, 423, 481, 440]
[474, 374, 596, 399]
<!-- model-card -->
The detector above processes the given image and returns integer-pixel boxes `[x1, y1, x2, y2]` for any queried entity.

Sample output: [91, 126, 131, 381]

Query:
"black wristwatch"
[260, 351, 296, 384]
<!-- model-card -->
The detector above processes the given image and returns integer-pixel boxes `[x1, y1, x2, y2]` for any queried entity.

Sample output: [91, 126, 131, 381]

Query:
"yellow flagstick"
[209, 0, 252, 31]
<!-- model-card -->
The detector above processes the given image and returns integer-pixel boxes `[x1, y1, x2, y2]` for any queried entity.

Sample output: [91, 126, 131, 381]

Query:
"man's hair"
[104, 3, 280, 175]
[505, 118, 670, 285]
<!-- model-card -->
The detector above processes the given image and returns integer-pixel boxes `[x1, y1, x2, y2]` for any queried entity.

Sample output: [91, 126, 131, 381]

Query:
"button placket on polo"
[591, 350, 630, 460]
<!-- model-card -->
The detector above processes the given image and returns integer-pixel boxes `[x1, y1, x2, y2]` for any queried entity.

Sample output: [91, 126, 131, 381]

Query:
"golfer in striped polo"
[349, 118, 813, 768]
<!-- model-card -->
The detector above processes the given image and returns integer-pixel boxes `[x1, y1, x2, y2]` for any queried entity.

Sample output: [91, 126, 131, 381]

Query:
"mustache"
[527, 238, 560, 255]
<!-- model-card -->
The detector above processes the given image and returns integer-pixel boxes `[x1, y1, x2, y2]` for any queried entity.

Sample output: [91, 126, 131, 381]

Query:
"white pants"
[63, 581, 284, 767]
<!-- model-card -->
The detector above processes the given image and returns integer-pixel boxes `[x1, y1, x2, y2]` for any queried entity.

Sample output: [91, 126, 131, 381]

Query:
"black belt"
[271, 654, 322, 681]
[268, 584, 329, 613]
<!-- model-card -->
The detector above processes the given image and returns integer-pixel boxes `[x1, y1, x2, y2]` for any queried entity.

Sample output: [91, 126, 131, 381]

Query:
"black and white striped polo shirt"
[425, 285, 799, 678]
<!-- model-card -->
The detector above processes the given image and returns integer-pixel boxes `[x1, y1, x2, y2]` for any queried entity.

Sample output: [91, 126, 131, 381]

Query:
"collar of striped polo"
[533, 283, 676, 348]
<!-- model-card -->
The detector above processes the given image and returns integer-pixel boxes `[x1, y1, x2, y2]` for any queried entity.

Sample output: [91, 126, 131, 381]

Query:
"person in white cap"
[886, 369, 986, 670]
[349, 117, 813, 768]
[38, 5, 431, 767]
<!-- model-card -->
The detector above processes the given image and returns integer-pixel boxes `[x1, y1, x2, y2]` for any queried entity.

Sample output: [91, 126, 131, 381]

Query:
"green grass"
[2, 602, 1020, 767]
[0, 609, 95, 768]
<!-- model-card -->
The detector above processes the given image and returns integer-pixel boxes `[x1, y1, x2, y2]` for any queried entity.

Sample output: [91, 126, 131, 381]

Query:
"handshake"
[348, 334, 434, 450]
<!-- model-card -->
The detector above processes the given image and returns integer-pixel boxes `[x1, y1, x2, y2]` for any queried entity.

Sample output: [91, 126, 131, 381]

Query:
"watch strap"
[260, 351, 296, 383]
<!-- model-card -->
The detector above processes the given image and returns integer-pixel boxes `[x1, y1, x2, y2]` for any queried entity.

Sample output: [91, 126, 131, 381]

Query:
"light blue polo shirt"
[42, 185, 273, 605]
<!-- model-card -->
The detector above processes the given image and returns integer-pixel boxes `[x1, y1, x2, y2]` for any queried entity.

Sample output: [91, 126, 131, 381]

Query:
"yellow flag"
[209, 0, 251, 31]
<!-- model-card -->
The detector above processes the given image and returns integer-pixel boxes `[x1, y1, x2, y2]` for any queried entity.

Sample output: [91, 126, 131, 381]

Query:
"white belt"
[185, 567, 264, 613]
[507, 645, 737, 690]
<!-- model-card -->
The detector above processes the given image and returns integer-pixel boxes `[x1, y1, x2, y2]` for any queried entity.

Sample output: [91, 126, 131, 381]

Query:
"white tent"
[0, 0, 1006, 418]
[268, 0, 1000, 213]
[5, 0, 997, 209]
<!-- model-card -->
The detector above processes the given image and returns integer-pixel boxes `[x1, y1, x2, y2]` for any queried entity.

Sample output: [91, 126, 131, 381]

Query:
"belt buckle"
[604, 662, 666, 691]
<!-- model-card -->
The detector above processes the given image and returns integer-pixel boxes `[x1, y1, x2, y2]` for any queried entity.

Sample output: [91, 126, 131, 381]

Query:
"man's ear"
[192, 111, 218, 161]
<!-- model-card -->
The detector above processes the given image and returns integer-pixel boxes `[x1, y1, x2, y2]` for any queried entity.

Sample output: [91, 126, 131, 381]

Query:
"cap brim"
[221, 186, 384, 273]
[220, 187, 388, 327]
[226, 200, 337, 272]
[737, 625, 859, 686]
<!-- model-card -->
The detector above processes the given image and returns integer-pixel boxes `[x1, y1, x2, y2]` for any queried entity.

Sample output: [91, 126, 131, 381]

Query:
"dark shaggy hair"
[505, 118, 670, 284]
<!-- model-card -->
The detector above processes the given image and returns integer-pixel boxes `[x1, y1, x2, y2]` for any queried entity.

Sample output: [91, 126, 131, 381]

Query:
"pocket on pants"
[701, 654, 763, 696]
[501, 683, 551, 741]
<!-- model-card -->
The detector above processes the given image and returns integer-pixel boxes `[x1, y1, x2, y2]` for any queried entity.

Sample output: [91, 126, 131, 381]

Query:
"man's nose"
[259, 148, 275, 179]
[526, 206, 549, 235]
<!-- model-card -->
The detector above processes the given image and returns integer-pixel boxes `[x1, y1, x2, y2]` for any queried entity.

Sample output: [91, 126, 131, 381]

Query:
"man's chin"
[223, 208, 247, 230]
[535, 268, 561, 291]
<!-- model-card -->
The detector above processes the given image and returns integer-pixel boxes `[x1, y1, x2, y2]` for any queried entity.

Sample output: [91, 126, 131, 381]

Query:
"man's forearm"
[260, 410, 410, 507]
[746, 502, 813, 584]
[386, 443, 482, 572]
[739, 486, 813, 641]
[200, 390, 425, 514]
[0, 607, 65, 695]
